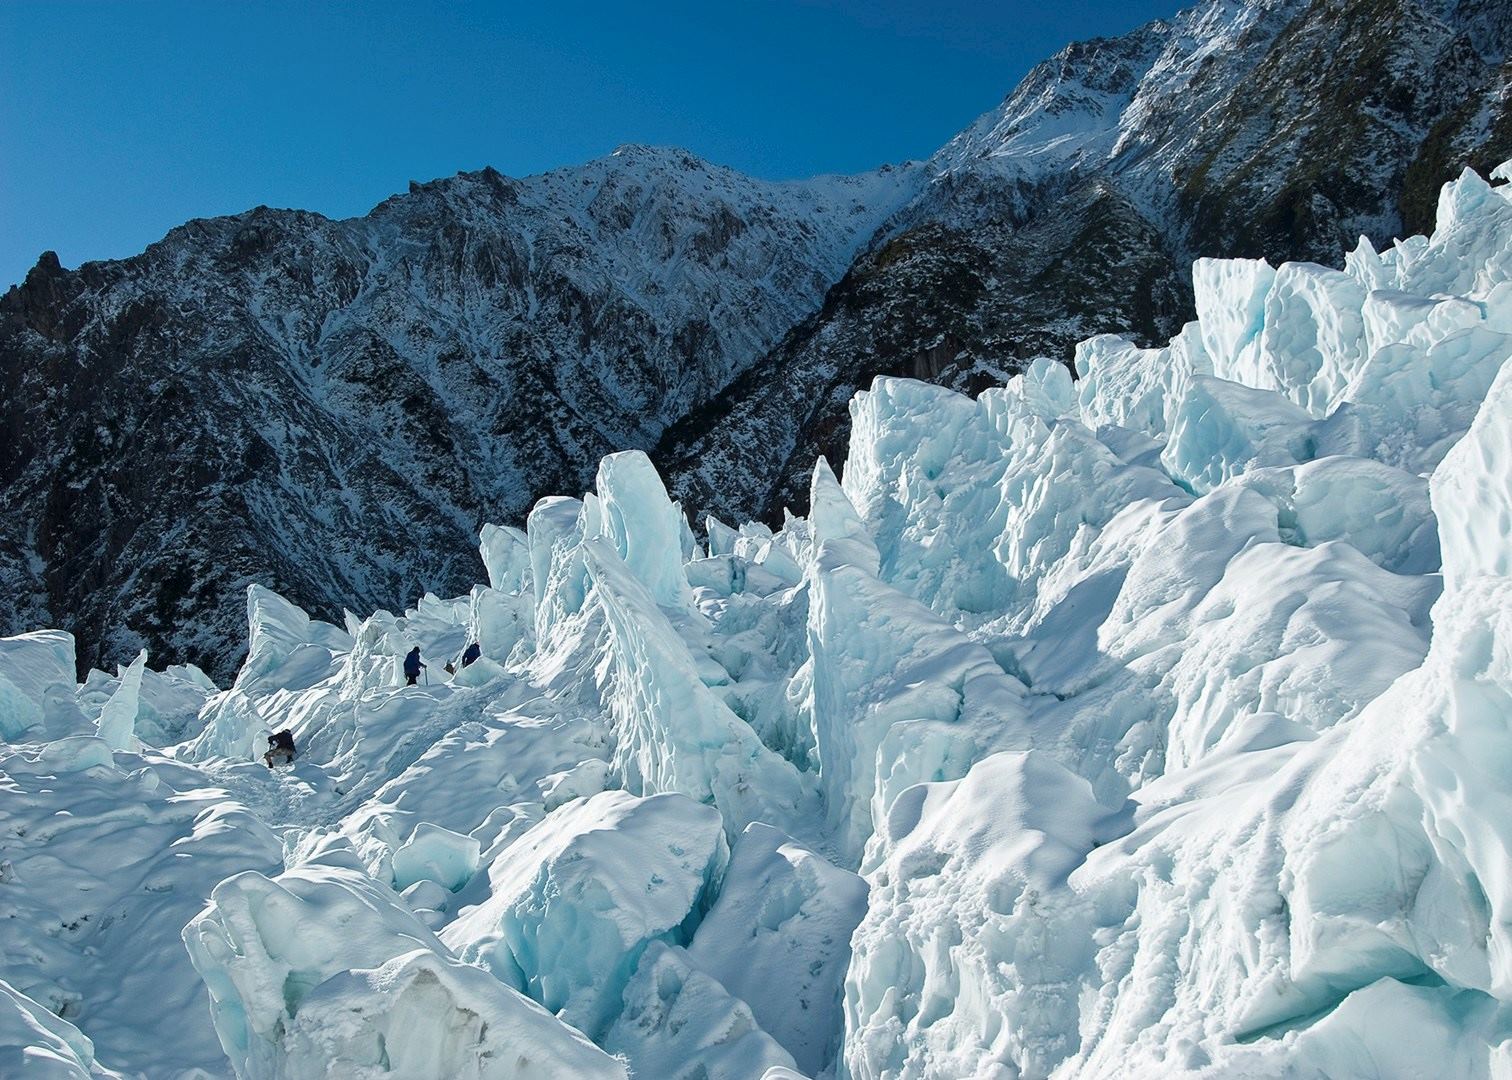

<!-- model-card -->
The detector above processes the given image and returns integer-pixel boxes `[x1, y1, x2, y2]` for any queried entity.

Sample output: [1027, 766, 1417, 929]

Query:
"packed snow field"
[4, 161, 1512, 1078]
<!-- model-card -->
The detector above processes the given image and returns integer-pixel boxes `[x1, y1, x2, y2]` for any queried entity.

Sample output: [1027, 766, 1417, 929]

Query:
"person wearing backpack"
[264, 730, 296, 768]
[403, 646, 426, 686]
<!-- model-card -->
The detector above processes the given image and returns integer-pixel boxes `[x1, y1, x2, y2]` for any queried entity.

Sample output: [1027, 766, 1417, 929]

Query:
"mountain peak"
[604, 142, 718, 173]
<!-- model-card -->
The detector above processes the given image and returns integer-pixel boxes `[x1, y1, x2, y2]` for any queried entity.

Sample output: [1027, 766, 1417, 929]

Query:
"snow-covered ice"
[183, 857, 623, 1079]
[686, 823, 868, 1074]
[441, 789, 727, 1041]
[3, 160, 1512, 1078]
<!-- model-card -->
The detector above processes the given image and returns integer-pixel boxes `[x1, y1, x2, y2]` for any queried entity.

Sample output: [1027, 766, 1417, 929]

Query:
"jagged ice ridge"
[2, 160, 1512, 1077]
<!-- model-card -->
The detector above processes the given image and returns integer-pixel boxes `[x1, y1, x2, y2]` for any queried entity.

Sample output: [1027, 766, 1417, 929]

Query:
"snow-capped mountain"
[2, 154, 1510, 1079]
[0, 150, 921, 679]
[3, 0, 1509, 681]
[658, 0, 1512, 521]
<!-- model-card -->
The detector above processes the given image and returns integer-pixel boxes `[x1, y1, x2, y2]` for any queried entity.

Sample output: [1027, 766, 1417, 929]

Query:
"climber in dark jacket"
[404, 646, 425, 686]
[264, 730, 296, 768]
[461, 641, 481, 668]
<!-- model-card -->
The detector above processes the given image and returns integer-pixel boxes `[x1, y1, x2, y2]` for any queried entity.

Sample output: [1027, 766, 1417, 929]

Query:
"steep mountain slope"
[0, 150, 920, 678]
[658, 0, 1512, 521]
[3, 157, 1511, 1078]
[5, 0, 1510, 679]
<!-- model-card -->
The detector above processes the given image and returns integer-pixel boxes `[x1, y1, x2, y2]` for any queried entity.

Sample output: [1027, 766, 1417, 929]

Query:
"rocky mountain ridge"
[4, 0, 1510, 677]
[1, 150, 920, 678]
[656, 0, 1512, 520]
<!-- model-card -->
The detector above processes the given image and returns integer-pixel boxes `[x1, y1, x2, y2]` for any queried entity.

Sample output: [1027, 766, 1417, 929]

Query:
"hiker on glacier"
[461, 641, 481, 668]
[403, 646, 426, 686]
[263, 730, 296, 768]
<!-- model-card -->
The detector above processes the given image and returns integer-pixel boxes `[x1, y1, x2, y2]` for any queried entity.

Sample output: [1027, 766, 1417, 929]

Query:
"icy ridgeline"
[2, 161, 1512, 1079]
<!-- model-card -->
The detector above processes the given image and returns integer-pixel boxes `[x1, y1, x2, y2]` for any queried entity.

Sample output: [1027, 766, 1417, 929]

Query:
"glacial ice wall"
[1, 163, 1511, 1078]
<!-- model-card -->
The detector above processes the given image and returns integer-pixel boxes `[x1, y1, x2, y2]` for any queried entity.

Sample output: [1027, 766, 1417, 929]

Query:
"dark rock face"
[656, 0, 1512, 524]
[657, 181, 1189, 520]
[4, 0, 1509, 678]
[1164, 0, 1512, 259]
[0, 153, 918, 679]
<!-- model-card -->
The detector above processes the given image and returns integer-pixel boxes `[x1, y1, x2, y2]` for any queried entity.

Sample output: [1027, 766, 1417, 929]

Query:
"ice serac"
[527, 496, 590, 640]
[843, 374, 1180, 630]
[845, 751, 1106, 1080]
[594, 450, 694, 611]
[1231, 258, 1372, 416]
[605, 941, 799, 1080]
[182, 585, 355, 762]
[1008, 356, 1077, 421]
[474, 523, 536, 663]
[1341, 327, 1512, 474]
[802, 545, 1028, 867]
[93, 649, 145, 752]
[76, 659, 216, 746]
[841, 377, 1012, 630]
[480, 523, 532, 594]
[704, 515, 740, 558]
[278, 949, 626, 1080]
[470, 581, 533, 667]
[582, 535, 813, 831]
[687, 823, 867, 1075]
[441, 790, 727, 1041]
[182, 689, 268, 762]
[808, 456, 880, 577]
[183, 857, 620, 1080]
[0, 980, 109, 1080]
[1232, 456, 1440, 576]
[1161, 374, 1317, 493]
[183, 859, 437, 1076]
[1057, 363, 1512, 1076]
[240, 584, 354, 690]
[827, 159, 1512, 1077]
[391, 822, 482, 894]
[1434, 352, 1512, 590]
[1074, 322, 1211, 441]
[1193, 256, 1275, 374]
[0, 630, 76, 741]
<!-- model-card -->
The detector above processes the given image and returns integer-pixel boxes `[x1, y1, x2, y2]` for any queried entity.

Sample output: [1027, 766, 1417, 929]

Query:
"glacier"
[1, 161, 1511, 1078]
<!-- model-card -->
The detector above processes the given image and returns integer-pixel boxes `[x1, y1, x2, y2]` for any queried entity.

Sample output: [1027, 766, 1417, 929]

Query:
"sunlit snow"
[2, 162, 1512, 1078]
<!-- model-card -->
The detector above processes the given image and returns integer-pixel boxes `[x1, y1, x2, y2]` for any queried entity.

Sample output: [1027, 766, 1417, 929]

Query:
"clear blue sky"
[1, 0, 1185, 289]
